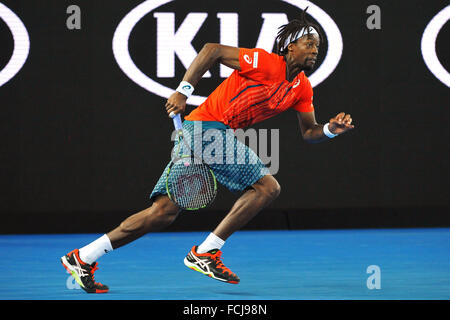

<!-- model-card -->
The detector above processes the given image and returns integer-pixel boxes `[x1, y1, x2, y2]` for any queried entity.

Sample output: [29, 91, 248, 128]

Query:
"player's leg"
[212, 175, 280, 240]
[61, 195, 180, 293]
[184, 175, 280, 284]
[184, 121, 282, 283]
[107, 195, 180, 249]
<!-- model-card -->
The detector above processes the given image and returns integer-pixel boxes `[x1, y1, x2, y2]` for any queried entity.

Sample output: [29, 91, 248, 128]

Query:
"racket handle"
[172, 113, 183, 130]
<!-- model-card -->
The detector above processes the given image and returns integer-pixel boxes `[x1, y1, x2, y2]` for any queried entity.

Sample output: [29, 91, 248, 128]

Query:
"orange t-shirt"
[184, 48, 314, 129]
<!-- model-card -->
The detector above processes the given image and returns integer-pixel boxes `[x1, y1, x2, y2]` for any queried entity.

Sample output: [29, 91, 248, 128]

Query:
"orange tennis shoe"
[184, 246, 240, 284]
[61, 249, 109, 293]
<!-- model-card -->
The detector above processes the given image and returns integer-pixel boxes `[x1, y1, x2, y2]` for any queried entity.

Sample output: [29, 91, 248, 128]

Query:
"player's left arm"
[297, 111, 354, 143]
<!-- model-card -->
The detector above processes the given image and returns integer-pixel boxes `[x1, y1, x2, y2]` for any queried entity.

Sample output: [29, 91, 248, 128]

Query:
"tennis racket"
[165, 113, 217, 210]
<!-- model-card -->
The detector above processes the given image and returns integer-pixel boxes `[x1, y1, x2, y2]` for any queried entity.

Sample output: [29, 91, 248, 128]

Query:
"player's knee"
[152, 207, 178, 226]
[267, 179, 281, 200]
[151, 196, 180, 224]
[257, 175, 281, 201]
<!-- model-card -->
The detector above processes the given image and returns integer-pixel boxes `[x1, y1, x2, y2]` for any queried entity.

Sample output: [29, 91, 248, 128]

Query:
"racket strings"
[174, 129, 204, 160]
[167, 158, 216, 209]
[167, 129, 217, 210]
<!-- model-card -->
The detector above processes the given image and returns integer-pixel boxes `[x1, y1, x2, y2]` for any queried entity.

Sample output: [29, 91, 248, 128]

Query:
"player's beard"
[303, 58, 316, 71]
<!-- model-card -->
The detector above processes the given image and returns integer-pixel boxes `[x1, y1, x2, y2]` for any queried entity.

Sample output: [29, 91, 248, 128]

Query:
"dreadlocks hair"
[275, 7, 323, 55]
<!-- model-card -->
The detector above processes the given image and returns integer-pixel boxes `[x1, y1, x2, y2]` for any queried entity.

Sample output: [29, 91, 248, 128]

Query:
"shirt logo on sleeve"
[293, 79, 301, 88]
[244, 52, 259, 68]
[244, 54, 252, 65]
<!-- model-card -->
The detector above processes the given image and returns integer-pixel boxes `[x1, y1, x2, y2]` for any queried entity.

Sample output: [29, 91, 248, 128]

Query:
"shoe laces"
[210, 251, 236, 277]
[89, 262, 104, 286]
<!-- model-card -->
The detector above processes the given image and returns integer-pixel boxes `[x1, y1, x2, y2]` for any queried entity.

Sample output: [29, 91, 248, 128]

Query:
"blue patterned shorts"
[150, 120, 270, 200]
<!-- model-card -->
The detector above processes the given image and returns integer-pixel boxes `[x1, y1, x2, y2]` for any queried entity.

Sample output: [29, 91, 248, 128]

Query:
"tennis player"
[61, 11, 354, 293]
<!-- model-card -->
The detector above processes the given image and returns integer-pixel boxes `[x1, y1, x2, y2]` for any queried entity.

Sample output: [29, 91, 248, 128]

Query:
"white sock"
[78, 234, 113, 265]
[197, 233, 225, 253]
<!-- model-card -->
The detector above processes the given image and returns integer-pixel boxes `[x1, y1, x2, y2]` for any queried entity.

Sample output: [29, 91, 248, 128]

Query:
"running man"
[61, 10, 354, 293]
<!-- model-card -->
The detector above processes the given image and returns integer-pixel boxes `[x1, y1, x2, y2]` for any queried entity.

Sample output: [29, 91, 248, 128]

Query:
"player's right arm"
[187, 43, 241, 82]
[165, 43, 240, 117]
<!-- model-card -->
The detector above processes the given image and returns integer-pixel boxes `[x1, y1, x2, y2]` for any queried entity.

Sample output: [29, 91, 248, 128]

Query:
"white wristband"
[323, 123, 338, 138]
[176, 81, 194, 98]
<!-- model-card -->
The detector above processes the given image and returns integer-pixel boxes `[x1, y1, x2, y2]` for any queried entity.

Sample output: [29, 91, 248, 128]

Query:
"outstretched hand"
[165, 91, 187, 118]
[328, 112, 355, 135]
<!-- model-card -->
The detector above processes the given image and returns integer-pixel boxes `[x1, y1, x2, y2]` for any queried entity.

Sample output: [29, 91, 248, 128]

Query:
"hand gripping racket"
[165, 113, 217, 210]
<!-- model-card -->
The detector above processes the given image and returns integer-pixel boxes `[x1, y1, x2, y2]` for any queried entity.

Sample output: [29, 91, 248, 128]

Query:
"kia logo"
[421, 5, 450, 88]
[112, 0, 343, 105]
[0, 3, 30, 87]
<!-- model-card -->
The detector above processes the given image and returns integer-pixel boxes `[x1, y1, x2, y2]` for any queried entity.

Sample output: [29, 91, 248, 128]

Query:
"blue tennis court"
[1, 228, 449, 300]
